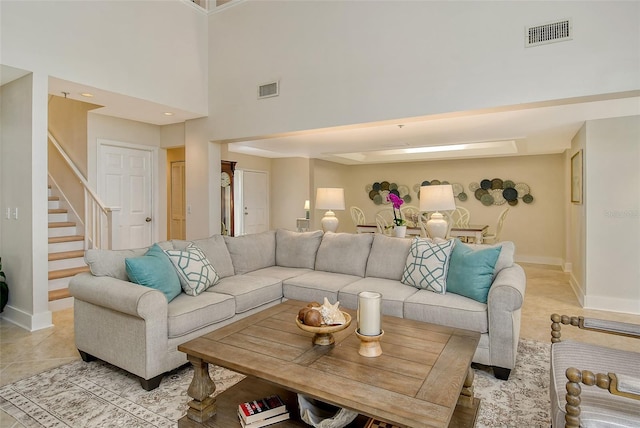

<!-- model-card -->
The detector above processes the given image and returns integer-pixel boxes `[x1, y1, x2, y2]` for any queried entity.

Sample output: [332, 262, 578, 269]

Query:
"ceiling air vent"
[525, 19, 572, 47]
[258, 81, 279, 99]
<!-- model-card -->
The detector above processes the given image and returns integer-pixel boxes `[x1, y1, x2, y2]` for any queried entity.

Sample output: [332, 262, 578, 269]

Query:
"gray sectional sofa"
[69, 229, 526, 390]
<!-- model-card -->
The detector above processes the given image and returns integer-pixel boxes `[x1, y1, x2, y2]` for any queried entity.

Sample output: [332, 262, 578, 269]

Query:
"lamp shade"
[304, 200, 310, 210]
[315, 188, 345, 210]
[419, 185, 456, 212]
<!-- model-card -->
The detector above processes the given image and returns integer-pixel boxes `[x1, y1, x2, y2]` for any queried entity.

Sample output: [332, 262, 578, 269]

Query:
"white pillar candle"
[357, 291, 382, 336]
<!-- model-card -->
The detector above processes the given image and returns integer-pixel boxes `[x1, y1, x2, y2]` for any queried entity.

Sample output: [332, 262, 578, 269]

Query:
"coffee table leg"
[186, 354, 217, 423]
[458, 366, 475, 407]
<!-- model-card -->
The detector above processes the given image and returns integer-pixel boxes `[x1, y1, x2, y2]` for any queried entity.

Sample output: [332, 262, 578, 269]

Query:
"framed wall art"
[571, 150, 583, 204]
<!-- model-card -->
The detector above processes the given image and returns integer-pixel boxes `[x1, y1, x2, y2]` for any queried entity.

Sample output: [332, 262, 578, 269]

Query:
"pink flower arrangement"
[387, 193, 407, 226]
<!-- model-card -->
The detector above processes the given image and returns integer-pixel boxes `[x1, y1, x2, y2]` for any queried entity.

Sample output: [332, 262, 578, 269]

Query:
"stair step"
[48, 266, 90, 280]
[48, 208, 67, 214]
[48, 250, 85, 261]
[49, 221, 75, 228]
[49, 235, 84, 244]
[49, 288, 72, 301]
[48, 196, 59, 201]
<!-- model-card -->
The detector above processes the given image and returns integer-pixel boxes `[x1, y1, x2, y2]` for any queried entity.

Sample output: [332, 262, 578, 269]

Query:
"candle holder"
[355, 329, 384, 357]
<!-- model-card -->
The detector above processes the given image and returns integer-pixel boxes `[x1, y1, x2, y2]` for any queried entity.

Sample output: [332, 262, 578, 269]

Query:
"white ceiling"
[3, 68, 638, 164]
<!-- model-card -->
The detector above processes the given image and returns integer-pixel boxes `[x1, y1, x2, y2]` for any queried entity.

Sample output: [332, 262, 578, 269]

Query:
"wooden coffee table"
[177, 300, 480, 428]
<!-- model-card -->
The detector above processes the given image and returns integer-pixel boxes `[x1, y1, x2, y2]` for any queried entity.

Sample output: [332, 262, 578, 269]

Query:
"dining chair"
[376, 208, 395, 226]
[350, 206, 366, 229]
[400, 205, 420, 227]
[375, 213, 392, 236]
[483, 207, 510, 244]
[450, 206, 471, 228]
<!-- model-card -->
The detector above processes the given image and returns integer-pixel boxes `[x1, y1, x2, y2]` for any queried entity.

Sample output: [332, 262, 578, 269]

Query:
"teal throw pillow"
[401, 238, 455, 293]
[164, 244, 220, 296]
[446, 239, 502, 303]
[125, 243, 181, 302]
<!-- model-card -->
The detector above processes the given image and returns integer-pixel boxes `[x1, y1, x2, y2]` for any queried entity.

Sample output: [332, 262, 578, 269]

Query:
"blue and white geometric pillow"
[401, 238, 455, 293]
[164, 244, 220, 296]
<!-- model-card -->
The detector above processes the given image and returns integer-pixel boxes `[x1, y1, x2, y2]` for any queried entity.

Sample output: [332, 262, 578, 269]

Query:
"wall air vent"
[258, 81, 279, 99]
[525, 19, 572, 47]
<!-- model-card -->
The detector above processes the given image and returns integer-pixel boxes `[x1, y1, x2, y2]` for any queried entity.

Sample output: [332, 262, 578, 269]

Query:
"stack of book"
[237, 394, 290, 428]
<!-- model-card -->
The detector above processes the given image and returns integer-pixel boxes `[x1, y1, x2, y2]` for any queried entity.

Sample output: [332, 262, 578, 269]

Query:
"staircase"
[48, 186, 89, 311]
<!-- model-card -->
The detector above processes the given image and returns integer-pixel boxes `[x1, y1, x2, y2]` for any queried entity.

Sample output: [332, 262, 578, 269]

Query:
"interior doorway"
[235, 169, 269, 236]
[167, 147, 186, 240]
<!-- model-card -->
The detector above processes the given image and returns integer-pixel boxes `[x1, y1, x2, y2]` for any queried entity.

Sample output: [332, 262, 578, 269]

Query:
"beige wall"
[342, 154, 565, 264]
[271, 158, 311, 230]
[48, 95, 101, 225]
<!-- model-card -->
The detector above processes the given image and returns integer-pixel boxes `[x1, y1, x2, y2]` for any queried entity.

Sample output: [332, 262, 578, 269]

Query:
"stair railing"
[48, 131, 120, 249]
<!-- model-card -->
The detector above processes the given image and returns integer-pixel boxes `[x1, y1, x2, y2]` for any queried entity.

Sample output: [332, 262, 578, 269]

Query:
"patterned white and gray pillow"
[164, 244, 220, 296]
[401, 238, 455, 293]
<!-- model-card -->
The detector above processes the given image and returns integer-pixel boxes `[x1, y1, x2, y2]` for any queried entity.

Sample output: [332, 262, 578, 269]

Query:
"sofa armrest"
[486, 264, 527, 370]
[69, 272, 167, 320]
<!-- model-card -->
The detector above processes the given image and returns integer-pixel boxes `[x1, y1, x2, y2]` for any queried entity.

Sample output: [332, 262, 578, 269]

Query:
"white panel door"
[241, 170, 269, 235]
[99, 144, 153, 249]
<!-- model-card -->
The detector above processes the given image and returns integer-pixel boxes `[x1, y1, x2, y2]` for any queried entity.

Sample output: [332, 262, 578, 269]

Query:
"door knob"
[145, 217, 152, 222]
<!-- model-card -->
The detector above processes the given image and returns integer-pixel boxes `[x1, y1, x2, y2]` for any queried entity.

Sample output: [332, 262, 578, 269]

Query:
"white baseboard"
[568, 272, 585, 307]
[584, 295, 640, 315]
[514, 255, 564, 267]
[0, 305, 53, 331]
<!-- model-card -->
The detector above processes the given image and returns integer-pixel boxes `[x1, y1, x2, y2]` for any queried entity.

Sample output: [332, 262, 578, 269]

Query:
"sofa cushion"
[173, 235, 235, 278]
[401, 238, 455, 294]
[466, 241, 515, 280]
[164, 244, 220, 296]
[404, 290, 488, 334]
[224, 230, 276, 275]
[550, 340, 640, 428]
[314, 232, 373, 277]
[276, 229, 323, 269]
[85, 247, 148, 281]
[365, 234, 412, 281]
[283, 271, 362, 303]
[246, 266, 312, 282]
[210, 275, 282, 313]
[446, 240, 502, 304]
[167, 291, 236, 338]
[338, 278, 419, 317]
[124, 244, 182, 302]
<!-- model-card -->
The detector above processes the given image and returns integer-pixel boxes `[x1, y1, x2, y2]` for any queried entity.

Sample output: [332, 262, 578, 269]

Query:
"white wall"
[584, 116, 640, 314]
[209, 1, 640, 141]
[568, 126, 587, 302]
[0, 73, 51, 330]
[1, 0, 208, 115]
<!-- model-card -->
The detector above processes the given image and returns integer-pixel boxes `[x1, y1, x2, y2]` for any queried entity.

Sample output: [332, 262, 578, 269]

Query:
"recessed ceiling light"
[80, 92, 93, 97]
[163, 112, 174, 116]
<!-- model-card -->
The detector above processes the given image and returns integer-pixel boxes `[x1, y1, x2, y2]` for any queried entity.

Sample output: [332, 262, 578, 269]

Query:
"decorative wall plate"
[471, 178, 534, 206]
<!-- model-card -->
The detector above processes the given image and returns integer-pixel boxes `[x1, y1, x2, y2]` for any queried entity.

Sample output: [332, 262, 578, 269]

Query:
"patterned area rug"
[0, 338, 550, 428]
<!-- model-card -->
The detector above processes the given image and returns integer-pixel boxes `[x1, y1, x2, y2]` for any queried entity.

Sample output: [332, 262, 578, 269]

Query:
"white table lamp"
[419, 185, 456, 239]
[316, 188, 345, 233]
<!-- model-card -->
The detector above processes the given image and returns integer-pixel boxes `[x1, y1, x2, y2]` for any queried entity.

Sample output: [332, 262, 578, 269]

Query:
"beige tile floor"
[1, 263, 639, 427]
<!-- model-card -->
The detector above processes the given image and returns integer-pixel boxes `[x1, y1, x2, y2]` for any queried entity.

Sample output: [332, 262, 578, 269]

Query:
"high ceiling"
[4, 70, 637, 164]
